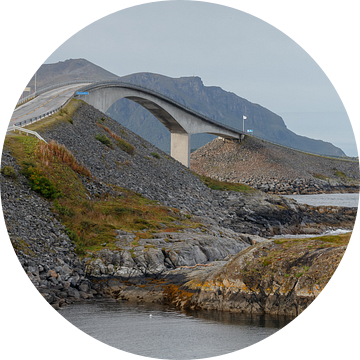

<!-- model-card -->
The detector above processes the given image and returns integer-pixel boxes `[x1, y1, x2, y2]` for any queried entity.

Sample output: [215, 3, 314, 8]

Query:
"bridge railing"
[17, 79, 357, 162]
[75, 81, 246, 136]
[75, 81, 358, 162]
[16, 80, 93, 106]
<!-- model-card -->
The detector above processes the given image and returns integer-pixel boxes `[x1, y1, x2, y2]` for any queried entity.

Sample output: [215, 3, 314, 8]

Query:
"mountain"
[25, 59, 346, 156]
[26, 58, 119, 91]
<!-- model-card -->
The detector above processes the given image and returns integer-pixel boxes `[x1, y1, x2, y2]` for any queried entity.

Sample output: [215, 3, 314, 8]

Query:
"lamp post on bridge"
[242, 115, 247, 132]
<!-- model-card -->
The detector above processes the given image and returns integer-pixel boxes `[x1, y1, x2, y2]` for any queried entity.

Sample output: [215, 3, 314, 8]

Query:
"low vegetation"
[95, 133, 112, 148]
[4, 133, 198, 257]
[21, 161, 62, 199]
[151, 152, 160, 159]
[273, 232, 351, 247]
[196, 174, 256, 193]
[26, 99, 83, 132]
[1, 165, 17, 179]
[96, 122, 135, 155]
[333, 168, 347, 179]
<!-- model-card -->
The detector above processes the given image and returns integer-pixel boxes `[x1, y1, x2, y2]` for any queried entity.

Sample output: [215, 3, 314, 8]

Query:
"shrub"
[21, 162, 61, 199]
[95, 134, 112, 148]
[96, 123, 134, 155]
[117, 138, 135, 155]
[1, 165, 17, 179]
[151, 152, 160, 159]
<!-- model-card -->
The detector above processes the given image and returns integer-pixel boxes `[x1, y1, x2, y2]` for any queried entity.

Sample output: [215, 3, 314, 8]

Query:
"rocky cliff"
[167, 234, 349, 316]
[1, 100, 356, 314]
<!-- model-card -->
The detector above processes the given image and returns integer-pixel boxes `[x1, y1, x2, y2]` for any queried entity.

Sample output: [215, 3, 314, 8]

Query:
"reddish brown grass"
[35, 140, 92, 177]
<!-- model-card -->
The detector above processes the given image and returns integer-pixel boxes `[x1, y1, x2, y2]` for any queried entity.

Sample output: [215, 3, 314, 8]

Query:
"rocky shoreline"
[1, 100, 357, 314]
[247, 177, 358, 195]
[84, 233, 349, 316]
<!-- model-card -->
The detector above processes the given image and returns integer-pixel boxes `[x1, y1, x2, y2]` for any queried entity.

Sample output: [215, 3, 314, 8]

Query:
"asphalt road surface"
[8, 83, 90, 131]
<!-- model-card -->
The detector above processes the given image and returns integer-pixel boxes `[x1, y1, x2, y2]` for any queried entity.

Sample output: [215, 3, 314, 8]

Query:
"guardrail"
[13, 91, 75, 128]
[17, 80, 93, 106]
[11, 125, 47, 143]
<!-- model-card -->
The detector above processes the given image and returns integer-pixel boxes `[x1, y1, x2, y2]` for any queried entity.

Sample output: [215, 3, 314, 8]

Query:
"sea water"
[282, 192, 359, 208]
[59, 193, 358, 359]
[59, 299, 293, 359]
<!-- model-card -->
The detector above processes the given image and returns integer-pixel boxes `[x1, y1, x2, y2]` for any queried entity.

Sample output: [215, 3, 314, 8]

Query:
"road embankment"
[191, 137, 359, 195]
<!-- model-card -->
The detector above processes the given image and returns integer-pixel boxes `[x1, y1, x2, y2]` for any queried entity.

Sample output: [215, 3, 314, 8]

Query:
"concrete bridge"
[74, 82, 244, 167]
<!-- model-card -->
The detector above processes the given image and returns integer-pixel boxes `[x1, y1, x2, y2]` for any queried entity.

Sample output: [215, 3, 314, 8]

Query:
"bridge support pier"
[171, 132, 190, 168]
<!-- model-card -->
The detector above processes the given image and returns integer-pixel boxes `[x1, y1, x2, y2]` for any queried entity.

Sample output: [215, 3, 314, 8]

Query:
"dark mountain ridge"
[25, 59, 345, 156]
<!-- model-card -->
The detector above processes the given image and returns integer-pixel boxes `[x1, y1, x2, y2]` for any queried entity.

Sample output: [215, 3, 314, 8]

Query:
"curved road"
[8, 83, 90, 131]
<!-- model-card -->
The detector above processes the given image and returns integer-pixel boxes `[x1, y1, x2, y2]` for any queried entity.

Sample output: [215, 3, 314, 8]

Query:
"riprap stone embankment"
[191, 137, 359, 195]
[1, 150, 95, 309]
[37, 102, 357, 238]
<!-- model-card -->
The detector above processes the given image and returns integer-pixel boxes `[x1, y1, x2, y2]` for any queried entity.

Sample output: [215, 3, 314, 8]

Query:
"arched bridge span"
[74, 82, 244, 167]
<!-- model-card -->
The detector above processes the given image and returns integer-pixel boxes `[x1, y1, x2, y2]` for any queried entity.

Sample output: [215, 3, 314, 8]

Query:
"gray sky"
[43, 1, 356, 156]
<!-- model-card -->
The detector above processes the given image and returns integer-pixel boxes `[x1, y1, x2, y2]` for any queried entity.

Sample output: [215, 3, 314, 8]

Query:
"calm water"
[59, 193, 356, 359]
[283, 192, 359, 208]
[59, 299, 293, 359]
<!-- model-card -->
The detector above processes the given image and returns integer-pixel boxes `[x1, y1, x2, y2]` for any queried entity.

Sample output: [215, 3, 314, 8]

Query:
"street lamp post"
[243, 115, 247, 132]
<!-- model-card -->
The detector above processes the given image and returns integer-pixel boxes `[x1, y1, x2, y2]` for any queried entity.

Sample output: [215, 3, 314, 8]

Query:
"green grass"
[95, 134, 112, 148]
[21, 161, 62, 199]
[333, 168, 347, 179]
[197, 174, 256, 193]
[151, 152, 160, 159]
[274, 232, 351, 248]
[1, 165, 17, 179]
[27, 99, 84, 132]
[117, 138, 135, 155]
[313, 173, 327, 181]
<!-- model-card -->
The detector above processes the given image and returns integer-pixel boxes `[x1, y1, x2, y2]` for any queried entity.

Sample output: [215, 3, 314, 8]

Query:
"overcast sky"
[43, 1, 357, 156]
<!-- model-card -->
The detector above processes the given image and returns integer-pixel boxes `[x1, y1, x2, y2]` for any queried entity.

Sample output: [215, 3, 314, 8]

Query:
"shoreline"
[85, 231, 351, 317]
[267, 187, 359, 196]
[1, 101, 357, 317]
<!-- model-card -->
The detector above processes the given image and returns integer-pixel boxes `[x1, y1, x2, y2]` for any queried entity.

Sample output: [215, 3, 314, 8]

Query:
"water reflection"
[60, 299, 294, 359]
[182, 307, 292, 329]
